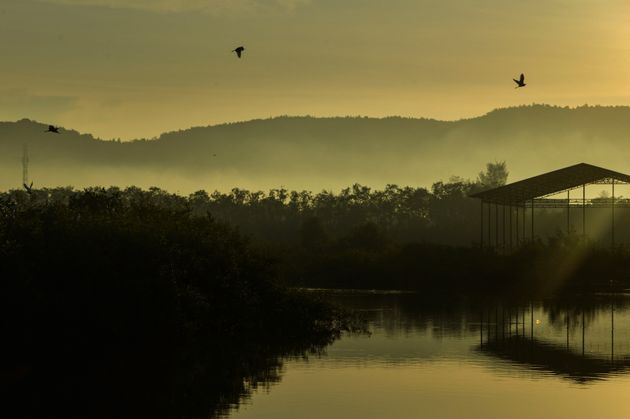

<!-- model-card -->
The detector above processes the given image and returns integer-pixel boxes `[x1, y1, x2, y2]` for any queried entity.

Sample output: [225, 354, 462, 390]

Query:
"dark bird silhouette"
[23, 181, 33, 195]
[233, 46, 245, 58]
[45, 125, 61, 134]
[513, 73, 526, 88]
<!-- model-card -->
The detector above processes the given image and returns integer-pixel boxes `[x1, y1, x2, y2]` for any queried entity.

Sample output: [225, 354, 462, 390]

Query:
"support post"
[516, 206, 520, 245]
[502, 308, 505, 340]
[495, 203, 499, 249]
[495, 306, 498, 341]
[480, 310, 483, 348]
[502, 205, 506, 251]
[566, 314, 570, 350]
[531, 199, 535, 241]
[509, 205, 513, 250]
[530, 302, 534, 340]
[582, 310, 585, 357]
[567, 190, 570, 234]
[582, 184, 586, 237]
[522, 204, 526, 244]
[480, 201, 484, 249]
[488, 203, 491, 248]
[611, 301, 615, 362]
[612, 179, 615, 248]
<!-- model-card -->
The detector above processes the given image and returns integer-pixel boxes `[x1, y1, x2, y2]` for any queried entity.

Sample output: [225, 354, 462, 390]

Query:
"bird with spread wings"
[513, 73, 526, 88]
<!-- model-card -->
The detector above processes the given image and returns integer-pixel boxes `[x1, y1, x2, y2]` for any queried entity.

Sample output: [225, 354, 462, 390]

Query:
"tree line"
[3, 162, 508, 248]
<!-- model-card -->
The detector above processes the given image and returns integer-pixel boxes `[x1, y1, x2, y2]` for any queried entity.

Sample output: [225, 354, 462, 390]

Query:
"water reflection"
[17, 293, 630, 418]
[477, 298, 630, 384]
[9, 331, 334, 419]
[478, 336, 629, 384]
[228, 293, 630, 419]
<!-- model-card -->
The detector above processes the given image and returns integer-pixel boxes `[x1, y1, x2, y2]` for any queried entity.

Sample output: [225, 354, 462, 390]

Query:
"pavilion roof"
[470, 163, 630, 205]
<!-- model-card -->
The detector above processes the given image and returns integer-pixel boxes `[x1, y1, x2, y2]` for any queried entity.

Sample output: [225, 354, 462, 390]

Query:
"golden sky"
[2, 0, 630, 139]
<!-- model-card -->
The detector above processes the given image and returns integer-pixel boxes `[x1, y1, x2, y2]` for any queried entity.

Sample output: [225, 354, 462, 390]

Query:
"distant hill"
[2, 104, 630, 192]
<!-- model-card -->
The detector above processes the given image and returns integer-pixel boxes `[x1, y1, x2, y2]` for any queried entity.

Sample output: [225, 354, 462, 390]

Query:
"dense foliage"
[4, 163, 503, 247]
[4, 164, 630, 300]
[1, 191, 354, 418]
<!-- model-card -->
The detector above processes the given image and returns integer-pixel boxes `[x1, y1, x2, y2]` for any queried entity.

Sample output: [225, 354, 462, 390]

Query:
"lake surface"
[225, 292, 630, 419]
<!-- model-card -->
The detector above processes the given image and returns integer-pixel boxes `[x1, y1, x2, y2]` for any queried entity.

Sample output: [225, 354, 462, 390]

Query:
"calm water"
[225, 292, 630, 419]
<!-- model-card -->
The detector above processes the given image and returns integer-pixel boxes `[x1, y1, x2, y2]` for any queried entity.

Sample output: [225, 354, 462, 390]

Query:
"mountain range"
[2, 104, 630, 193]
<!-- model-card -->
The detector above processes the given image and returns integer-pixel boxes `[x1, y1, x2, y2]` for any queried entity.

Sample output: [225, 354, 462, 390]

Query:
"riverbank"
[280, 239, 630, 298]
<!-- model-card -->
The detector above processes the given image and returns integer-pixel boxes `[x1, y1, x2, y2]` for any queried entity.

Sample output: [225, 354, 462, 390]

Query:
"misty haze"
[3, 104, 630, 193]
[6, 1, 630, 419]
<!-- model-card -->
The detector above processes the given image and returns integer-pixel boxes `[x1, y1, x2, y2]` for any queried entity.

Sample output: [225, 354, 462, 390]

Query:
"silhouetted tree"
[300, 217, 328, 251]
[477, 161, 509, 190]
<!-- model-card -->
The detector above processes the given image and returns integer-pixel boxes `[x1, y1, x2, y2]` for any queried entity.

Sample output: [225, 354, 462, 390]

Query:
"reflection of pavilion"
[476, 303, 628, 383]
[476, 336, 630, 384]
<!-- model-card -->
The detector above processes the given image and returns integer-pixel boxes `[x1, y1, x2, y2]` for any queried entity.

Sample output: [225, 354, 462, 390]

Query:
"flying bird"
[233, 46, 245, 58]
[45, 125, 61, 134]
[513, 73, 526, 88]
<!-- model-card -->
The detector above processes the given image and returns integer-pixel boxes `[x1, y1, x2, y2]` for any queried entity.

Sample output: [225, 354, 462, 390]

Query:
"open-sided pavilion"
[470, 163, 630, 249]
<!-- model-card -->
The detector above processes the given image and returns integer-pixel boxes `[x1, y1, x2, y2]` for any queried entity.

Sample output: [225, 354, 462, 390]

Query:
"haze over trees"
[3, 161, 505, 248]
[3, 104, 630, 192]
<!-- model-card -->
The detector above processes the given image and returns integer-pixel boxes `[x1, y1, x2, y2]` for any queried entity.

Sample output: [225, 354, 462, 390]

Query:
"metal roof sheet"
[470, 163, 630, 204]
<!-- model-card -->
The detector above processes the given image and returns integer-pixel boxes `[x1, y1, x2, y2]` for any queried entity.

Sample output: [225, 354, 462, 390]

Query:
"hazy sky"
[2, 0, 630, 139]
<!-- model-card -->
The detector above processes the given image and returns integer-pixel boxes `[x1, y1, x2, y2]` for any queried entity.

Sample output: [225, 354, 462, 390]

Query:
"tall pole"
[507, 307, 511, 337]
[566, 314, 570, 350]
[530, 302, 534, 340]
[582, 310, 585, 357]
[611, 301, 615, 362]
[495, 305, 499, 341]
[567, 190, 570, 234]
[582, 184, 586, 237]
[612, 179, 615, 248]
[495, 203, 499, 248]
[488, 203, 491, 248]
[502, 205, 506, 251]
[516, 206, 520, 245]
[523, 204, 526, 244]
[480, 310, 483, 348]
[22, 144, 29, 187]
[509, 205, 513, 250]
[480, 201, 484, 249]
[531, 199, 535, 241]
[501, 306, 505, 340]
